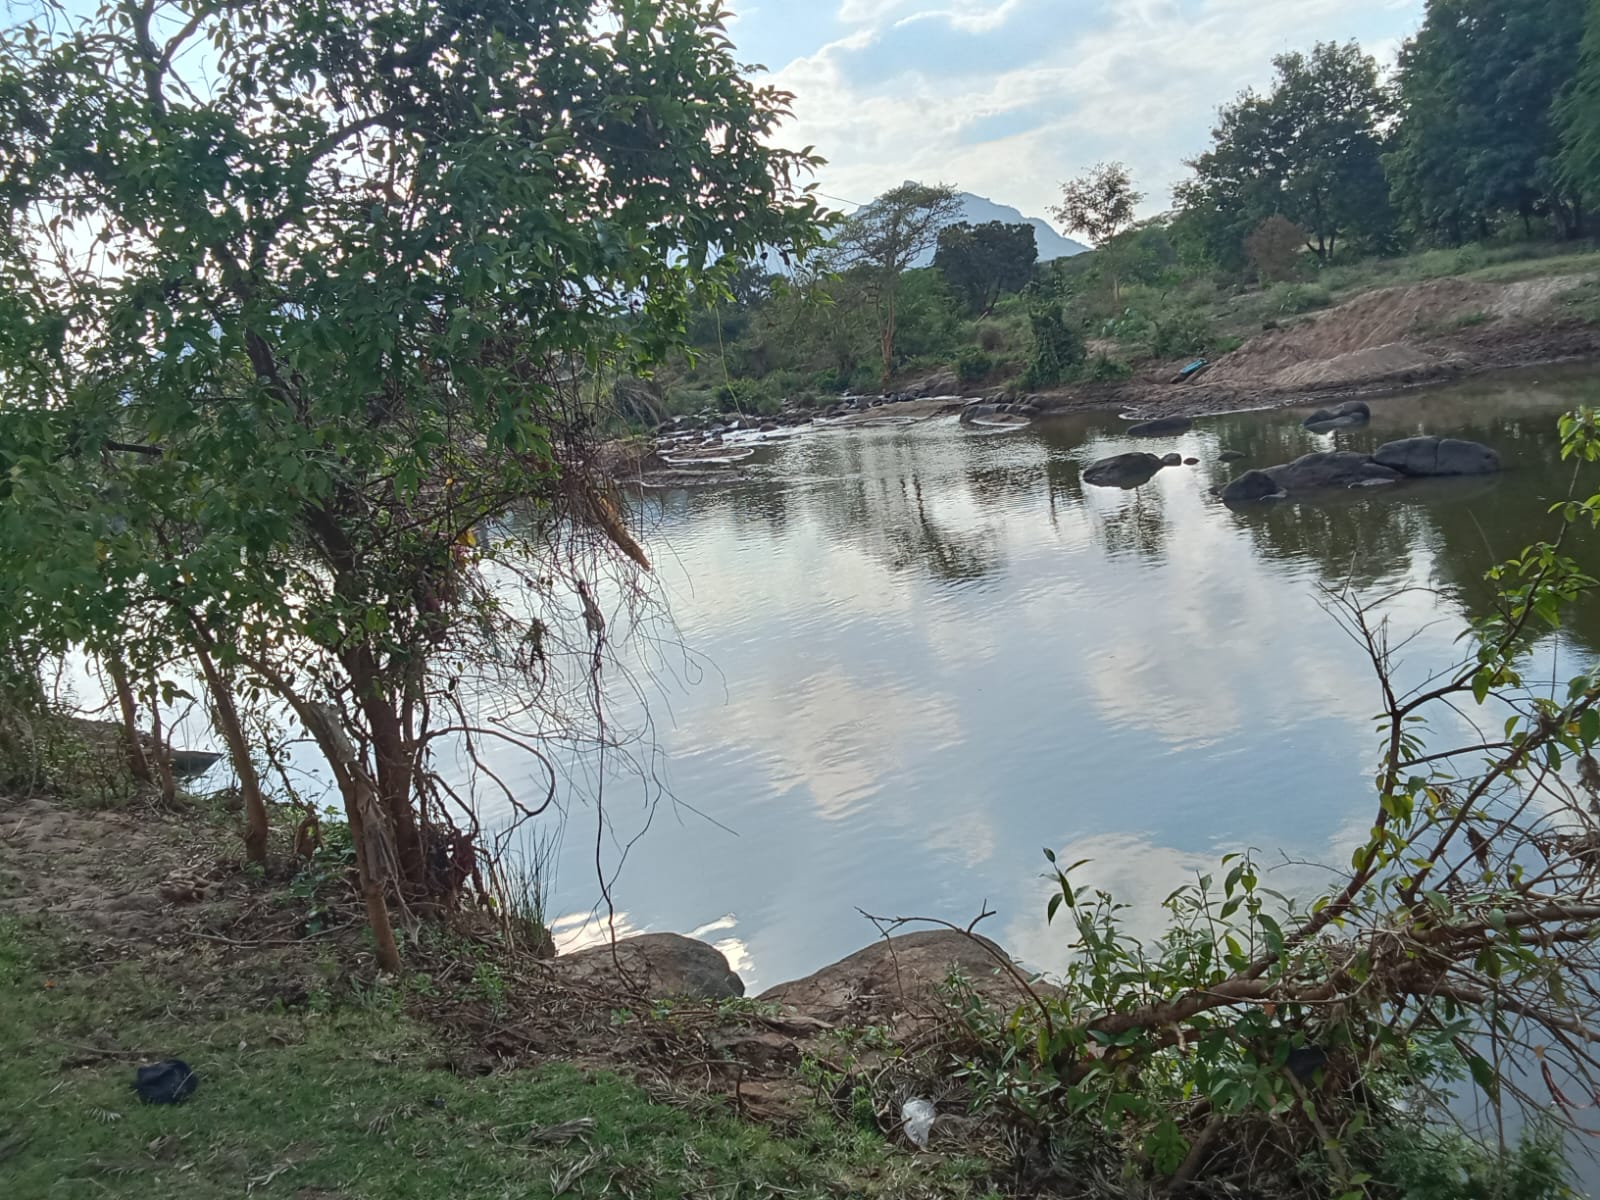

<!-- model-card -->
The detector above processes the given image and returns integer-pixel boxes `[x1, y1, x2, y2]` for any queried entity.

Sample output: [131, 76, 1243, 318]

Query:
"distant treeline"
[628, 0, 1600, 420]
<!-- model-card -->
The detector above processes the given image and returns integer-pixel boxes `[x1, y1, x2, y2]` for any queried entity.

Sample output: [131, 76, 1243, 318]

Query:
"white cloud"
[762, 0, 1425, 220]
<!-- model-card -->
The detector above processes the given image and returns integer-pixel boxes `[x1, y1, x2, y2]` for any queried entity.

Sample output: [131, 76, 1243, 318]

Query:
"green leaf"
[1466, 1052, 1500, 1101]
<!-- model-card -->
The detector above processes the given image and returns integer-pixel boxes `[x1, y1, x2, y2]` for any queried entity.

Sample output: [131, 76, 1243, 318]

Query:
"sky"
[726, 0, 1425, 229]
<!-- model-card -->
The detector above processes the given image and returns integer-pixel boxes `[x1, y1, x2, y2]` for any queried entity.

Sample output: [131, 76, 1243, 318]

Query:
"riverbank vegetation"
[0, 0, 821, 971]
[639, 0, 1600, 421]
[5, 0, 1600, 1195]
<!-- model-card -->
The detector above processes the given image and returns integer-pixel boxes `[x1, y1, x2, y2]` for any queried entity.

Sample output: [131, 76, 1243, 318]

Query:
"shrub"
[1245, 215, 1309, 282]
[1270, 282, 1333, 314]
[956, 347, 995, 384]
[1078, 354, 1132, 382]
[1149, 307, 1215, 358]
[664, 385, 718, 415]
[1023, 304, 1086, 388]
[977, 323, 1007, 352]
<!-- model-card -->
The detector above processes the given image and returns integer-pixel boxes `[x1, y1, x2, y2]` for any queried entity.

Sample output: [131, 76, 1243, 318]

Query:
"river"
[490, 366, 1600, 999]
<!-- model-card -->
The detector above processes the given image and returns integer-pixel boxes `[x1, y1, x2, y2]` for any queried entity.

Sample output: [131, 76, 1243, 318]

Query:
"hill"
[883, 188, 1087, 268]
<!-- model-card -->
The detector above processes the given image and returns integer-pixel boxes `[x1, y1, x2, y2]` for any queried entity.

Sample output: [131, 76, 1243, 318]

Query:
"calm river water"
[502, 367, 1600, 995]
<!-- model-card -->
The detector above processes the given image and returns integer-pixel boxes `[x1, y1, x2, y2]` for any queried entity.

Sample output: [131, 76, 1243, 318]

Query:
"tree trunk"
[145, 688, 177, 805]
[879, 280, 897, 388]
[297, 701, 404, 973]
[347, 653, 425, 893]
[188, 632, 269, 864]
[105, 658, 153, 785]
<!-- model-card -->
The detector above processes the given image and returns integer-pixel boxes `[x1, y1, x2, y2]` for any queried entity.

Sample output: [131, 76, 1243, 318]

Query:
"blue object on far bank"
[134, 1059, 198, 1104]
[1179, 359, 1209, 378]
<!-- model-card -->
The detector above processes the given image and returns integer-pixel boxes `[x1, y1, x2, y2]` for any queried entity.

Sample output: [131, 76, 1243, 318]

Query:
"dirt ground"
[1033, 273, 1600, 420]
[0, 787, 884, 1124]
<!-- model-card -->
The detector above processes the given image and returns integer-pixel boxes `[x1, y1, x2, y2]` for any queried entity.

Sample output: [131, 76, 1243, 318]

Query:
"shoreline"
[1027, 318, 1600, 423]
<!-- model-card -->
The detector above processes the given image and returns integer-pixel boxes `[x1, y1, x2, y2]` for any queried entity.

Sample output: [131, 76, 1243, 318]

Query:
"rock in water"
[551, 933, 744, 1000]
[1373, 436, 1501, 477]
[1219, 450, 1247, 462]
[1220, 470, 1286, 505]
[134, 1060, 198, 1104]
[1221, 451, 1402, 504]
[1302, 401, 1372, 431]
[1082, 452, 1166, 489]
[1269, 451, 1401, 492]
[1126, 416, 1194, 438]
[1161, 452, 1183, 467]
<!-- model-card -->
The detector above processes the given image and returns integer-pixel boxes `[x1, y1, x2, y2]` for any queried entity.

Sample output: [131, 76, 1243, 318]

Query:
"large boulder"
[1374, 436, 1501, 477]
[1268, 450, 1401, 492]
[1303, 401, 1372, 431]
[1082, 452, 1165, 489]
[1220, 470, 1286, 505]
[1126, 416, 1194, 438]
[1222, 451, 1404, 505]
[758, 931, 1030, 1025]
[551, 933, 743, 1001]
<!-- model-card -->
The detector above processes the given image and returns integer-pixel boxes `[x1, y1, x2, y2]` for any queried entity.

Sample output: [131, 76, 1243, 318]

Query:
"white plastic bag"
[900, 1097, 936, 1149]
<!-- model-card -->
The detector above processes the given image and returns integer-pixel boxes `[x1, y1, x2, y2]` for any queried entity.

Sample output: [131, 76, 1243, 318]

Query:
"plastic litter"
[900, 1097, 936, 1149]
[133, 1059, 198, 1105]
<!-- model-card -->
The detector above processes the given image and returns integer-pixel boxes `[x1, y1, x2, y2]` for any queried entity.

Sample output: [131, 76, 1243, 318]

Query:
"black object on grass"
[134, 1060, 198, 1104]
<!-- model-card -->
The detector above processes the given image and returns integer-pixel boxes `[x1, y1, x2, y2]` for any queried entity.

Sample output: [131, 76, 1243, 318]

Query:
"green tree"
[1052, 162, 1142, 302]
[933, 221, 1038, 316]
[0, 0, 821, 967]
[1561, 0, 1600, 206]
[831, 183, 961, 385]
[1176, 42, 1394, 268]
[1022, 285, 1085, 388]
[1389, 0, 1586, 243]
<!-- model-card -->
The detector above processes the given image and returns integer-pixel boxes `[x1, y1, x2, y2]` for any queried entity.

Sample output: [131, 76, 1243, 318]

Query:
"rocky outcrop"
[1302, 400, 1371, 431]
[552, 933, 744, 1001]
[757, 931, 1030, 1025]
[1374, 436, 1501, 477]
[1082, 452, 1165, 489]
[1126, 416, 1194, 438]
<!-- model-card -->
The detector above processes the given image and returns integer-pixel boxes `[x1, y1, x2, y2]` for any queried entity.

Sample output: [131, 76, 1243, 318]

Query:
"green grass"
[0, 916, 995, 1199]
[1318, 241, 1600, 296]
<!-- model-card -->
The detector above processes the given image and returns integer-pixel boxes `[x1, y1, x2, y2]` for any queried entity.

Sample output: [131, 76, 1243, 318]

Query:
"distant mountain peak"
[897, 188, 1088, 267]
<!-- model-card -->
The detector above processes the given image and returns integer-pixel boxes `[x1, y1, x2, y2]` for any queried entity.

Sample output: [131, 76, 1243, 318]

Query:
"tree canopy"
[1562, 0, 1600, 205]
[1175, 42, 1393, 268]
[0, 0, 822, 965]
[830, 182, 960, 384]
[933, 221, 1038, 316]
[1388, 0, 1586, 243]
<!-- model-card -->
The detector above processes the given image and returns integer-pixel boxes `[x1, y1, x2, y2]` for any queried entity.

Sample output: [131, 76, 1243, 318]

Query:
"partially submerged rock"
[1302, 400, 1372, 431]
[552, 933, 744, 1001]
[1374, 436, 1501, 477]
[757, 930, 1029, 1025]
[1221, 438, 1500, 506]
[1267, 450, 1401, 493]
[1082, 452, 1166, 489]
[1125, 416, 1194, 438]
[1220, 470, 1286, 505]
[1161, 452, 1183, 467]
